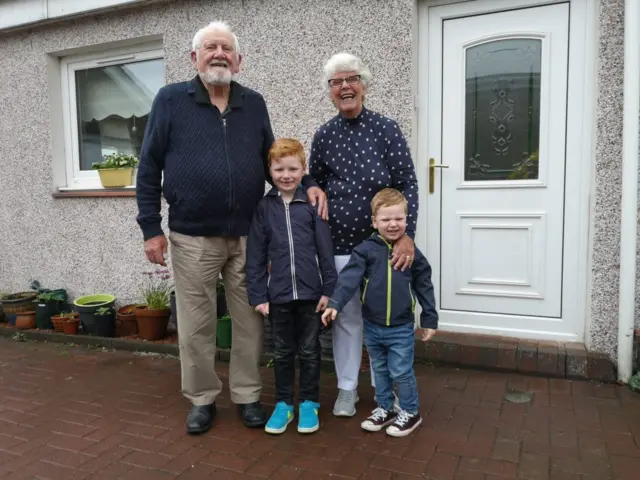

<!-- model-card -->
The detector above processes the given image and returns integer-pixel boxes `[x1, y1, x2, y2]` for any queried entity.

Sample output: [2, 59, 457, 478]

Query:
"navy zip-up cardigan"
[246, 187, 338, 306]
[328, 235, 438, 329]
[135, 76, 317, 241]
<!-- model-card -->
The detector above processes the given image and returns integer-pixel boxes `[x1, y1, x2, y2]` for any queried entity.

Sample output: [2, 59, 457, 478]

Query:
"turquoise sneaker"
[265, 402, 294, 434]
[298, 400, 320, 433]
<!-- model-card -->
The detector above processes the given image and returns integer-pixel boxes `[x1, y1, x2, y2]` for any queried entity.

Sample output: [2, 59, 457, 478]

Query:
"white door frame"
[414, 0, 598, 341]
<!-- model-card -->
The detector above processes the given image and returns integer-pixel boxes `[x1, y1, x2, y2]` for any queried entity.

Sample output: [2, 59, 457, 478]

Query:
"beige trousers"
[169, 232, 264, 406]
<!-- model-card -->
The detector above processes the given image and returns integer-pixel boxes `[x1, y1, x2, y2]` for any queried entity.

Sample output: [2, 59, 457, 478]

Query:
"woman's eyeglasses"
[328, 75, 361, 88]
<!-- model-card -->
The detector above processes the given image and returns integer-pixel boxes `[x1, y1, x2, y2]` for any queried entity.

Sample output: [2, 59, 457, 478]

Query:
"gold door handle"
[429, 158, 450, 194]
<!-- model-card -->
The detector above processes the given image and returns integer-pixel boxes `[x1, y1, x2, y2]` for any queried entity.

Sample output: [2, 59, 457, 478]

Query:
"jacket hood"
[365, 234, 393, 249]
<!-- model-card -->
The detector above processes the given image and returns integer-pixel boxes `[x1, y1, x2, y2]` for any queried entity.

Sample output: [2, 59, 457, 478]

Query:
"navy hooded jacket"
[246, 186, 338, 306]
[328, 235, 438, 329]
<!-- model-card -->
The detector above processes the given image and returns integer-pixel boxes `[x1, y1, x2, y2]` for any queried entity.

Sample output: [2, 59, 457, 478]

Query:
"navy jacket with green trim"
[328, 235, 438, 329]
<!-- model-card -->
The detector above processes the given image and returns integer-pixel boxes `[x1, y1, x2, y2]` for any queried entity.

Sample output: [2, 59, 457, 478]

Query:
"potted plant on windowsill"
[136, 268, 172, 341]
[92, 153, 139, 188]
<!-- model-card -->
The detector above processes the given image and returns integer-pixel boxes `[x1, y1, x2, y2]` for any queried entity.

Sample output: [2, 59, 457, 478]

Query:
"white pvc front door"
[423, 1, 584, 340]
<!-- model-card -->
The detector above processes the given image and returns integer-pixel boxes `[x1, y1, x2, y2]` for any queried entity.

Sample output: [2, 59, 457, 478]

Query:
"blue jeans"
[363, 321, 419, 414]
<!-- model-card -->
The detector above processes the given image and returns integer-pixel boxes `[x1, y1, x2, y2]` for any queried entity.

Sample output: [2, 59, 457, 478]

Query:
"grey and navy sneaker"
[333, 388, 359, 417]
[385, 410, 422, 437]
[361, 407, 397, 432]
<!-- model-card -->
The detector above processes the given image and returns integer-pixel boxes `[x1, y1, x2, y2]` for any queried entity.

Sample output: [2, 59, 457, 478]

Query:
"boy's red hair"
[268, 138, 307, 170]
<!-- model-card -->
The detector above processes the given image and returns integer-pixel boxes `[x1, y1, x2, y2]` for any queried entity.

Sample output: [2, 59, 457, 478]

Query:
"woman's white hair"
[323, 52, 372, 90]
[192, 21, 240, 54]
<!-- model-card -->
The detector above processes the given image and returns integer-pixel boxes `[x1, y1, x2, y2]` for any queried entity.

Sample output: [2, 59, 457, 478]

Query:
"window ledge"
[53, 188, 136, 198]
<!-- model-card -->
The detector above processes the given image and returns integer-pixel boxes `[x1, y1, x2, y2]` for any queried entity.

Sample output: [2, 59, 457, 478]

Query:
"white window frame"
[60, 42, 164, 190]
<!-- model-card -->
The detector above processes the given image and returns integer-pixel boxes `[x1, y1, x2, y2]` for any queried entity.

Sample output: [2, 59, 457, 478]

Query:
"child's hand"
[316, 295, 330, 312]
[420, 328, 436, 342]
[255, 303, 269, 316]
[321, 308, 337, 326]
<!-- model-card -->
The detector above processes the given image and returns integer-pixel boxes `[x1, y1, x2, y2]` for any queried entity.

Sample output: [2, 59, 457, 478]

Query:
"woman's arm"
[384, 120, 419, 239]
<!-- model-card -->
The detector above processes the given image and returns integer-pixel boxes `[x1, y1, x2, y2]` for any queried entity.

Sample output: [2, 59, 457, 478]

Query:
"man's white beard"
[199, 68, 233, 85]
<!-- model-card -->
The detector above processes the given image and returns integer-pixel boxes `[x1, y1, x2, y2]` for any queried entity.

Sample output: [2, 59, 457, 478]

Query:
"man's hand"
[420, 328, 436, 342]
[307, 186, 328, 220]
[315, 295, 329, 313]
[391, 235, 415, 271]
[255, 303, 269, 316]
[144, 235, 168, 266]
[321, 308, 338, 326]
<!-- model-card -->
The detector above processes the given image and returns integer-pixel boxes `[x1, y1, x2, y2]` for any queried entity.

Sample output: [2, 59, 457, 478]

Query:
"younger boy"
[247, 138, 337, 435]
[321, 188, 437, 437]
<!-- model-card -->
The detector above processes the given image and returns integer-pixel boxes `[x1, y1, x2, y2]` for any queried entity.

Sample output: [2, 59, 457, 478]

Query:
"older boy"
[247, 138, 337, 435]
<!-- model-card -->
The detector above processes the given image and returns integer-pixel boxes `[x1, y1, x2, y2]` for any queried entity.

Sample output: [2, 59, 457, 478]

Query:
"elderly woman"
[310, 53, 419, 417]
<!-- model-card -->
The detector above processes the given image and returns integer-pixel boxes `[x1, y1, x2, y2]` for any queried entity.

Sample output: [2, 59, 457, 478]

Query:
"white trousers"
[333, 255, 375, 391]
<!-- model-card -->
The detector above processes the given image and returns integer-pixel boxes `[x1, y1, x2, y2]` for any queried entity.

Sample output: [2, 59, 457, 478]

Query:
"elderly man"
[310, 52, 419, 418]
[136, 21, 326, 435]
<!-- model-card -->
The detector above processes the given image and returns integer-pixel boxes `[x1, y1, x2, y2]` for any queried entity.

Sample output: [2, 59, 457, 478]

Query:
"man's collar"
[188, 75, 244, 108]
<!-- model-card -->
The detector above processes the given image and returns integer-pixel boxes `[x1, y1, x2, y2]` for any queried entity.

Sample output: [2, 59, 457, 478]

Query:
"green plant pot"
[73, 294, 116, 310]
[73, 295, 115, 336]
[216, 316, 232, 349]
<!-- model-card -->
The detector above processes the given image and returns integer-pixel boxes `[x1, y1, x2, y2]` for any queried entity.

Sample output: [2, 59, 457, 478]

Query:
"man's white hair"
[192, 21, 240, 54]
[323, 52, 372, 90]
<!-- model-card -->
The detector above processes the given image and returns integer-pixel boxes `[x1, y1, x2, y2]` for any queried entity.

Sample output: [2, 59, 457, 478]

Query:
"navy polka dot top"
[310, 107, 419, 256]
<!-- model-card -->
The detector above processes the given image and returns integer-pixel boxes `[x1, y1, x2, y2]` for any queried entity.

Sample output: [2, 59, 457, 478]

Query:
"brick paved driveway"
[0, 337, 638, 479]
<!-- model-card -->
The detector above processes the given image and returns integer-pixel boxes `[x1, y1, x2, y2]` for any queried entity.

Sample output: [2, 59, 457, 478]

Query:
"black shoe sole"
[187, 421, 213, 435]
[243, 418, 267, 428]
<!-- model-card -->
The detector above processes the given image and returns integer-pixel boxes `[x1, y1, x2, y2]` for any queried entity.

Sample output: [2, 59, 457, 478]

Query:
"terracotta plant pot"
[51, 313, 79, 333]
[135, 306, 170, 341]
[15, 311, 36, 330]
[116, 304, 140, 337]
[63, 319, 80, 335]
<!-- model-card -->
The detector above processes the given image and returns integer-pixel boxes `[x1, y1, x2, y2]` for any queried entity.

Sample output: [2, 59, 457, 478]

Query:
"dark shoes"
[186, 401, 266, 433]
[238, 401, 267, 428]
[186, 403, 216, 435]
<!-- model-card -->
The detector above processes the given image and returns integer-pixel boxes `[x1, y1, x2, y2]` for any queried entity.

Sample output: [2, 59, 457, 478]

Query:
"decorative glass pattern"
[464, 39, 541, 181]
